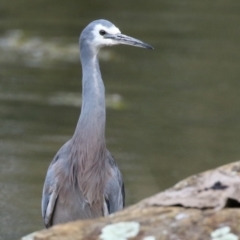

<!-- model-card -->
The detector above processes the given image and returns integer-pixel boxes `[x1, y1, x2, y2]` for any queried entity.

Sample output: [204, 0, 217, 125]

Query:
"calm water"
[1, 1, 240, 239]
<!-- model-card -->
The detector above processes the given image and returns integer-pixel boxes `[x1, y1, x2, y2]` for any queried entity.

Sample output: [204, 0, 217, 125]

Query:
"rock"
[21, 161, 240, 240]
[141, 161, 240, 210]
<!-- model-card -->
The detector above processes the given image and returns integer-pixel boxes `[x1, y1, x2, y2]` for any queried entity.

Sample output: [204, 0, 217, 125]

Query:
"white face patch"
[91, 24, 121, 50]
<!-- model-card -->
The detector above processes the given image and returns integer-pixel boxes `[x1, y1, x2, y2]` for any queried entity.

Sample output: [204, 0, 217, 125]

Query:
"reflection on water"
[1, 0, 240, 239]
[0, 30, 114, 67]
[0, 92, 124, 109]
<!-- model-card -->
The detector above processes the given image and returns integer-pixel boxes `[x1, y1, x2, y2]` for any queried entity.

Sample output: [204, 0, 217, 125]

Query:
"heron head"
[80, 19, 153, 52]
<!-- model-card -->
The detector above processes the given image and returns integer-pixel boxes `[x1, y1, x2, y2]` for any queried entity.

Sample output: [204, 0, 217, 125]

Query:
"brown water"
[1, 1, 240, 239]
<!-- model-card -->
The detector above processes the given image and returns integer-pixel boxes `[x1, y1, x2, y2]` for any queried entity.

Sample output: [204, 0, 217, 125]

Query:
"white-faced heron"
[41, 19, 153, 228]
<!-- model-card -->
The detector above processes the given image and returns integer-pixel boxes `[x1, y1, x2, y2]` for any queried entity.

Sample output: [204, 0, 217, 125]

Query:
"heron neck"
[69, 44, 108, 207]
[73, 45, 106, 153]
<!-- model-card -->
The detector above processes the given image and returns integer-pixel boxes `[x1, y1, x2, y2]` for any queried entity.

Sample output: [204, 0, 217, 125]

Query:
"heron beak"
[105, 33, 154, 50]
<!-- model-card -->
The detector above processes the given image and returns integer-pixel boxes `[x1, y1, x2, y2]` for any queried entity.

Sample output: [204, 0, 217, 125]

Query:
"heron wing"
[42, 184, 58, 228]
[104, 151, 125, 214]
[41, 152, 61, 228]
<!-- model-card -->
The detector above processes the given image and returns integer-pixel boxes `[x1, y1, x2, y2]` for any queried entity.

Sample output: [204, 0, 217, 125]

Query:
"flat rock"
[21, 161, 240, 240]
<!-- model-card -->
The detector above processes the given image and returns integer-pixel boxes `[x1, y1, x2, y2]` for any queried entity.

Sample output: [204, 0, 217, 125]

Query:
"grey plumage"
[41, 19, 152, 228]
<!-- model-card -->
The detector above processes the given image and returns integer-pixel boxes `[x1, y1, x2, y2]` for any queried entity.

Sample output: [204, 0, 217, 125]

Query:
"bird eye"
[99, 30, 106, 36]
